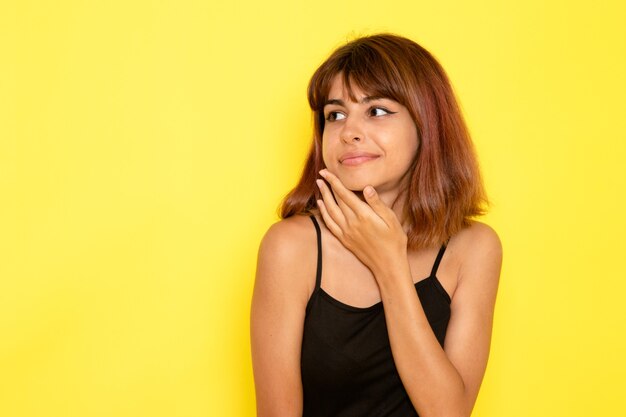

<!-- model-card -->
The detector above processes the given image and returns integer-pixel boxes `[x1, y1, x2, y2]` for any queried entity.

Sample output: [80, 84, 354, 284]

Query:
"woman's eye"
[326, 111, 346, 121]
[370, 107, 392, 116]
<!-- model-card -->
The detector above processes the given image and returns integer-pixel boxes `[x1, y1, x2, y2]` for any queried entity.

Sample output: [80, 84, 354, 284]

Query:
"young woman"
[251, 33, 502, 417]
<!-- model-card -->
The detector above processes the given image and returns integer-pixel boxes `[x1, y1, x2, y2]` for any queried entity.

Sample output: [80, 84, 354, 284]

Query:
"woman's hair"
[280, 33, 488, 249]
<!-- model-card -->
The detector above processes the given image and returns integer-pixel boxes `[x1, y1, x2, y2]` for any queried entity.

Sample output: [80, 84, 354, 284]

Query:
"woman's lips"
[340, 155, 379, 166]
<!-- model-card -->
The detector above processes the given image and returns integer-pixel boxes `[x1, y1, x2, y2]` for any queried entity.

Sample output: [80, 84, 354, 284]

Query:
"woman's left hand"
[316, 169, 408, 277]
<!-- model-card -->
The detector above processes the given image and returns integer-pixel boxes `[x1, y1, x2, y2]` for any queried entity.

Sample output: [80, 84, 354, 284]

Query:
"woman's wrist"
[371, 251, 412, 288]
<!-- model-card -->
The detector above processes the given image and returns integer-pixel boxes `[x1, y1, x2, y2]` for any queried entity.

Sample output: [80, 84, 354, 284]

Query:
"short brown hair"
[280, 33, 488, 249]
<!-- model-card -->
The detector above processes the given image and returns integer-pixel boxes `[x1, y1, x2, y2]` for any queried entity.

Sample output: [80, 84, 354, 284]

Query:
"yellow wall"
[1, 1, 625, 416]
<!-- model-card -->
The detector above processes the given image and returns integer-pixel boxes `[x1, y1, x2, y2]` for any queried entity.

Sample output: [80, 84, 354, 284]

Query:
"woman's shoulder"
[256, 214, 319, 300]
[451, 220, 503, 283]
[260, 213, 318, 256]
[454, 220, 501, 251]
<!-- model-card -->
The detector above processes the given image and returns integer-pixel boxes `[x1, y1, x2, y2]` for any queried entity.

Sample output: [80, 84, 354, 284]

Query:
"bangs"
[308, 44, 409, 111]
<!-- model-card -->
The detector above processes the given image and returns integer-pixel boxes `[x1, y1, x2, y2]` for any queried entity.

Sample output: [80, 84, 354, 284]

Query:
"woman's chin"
[338, 178, 372, 192]
[329, 170, 379, 192]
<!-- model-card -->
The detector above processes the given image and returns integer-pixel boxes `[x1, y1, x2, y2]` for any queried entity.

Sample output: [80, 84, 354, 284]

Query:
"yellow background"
[1, 0, 625, 416]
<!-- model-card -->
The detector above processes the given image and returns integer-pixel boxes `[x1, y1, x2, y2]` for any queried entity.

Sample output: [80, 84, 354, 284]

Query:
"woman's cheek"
[321, 143, 337, 172]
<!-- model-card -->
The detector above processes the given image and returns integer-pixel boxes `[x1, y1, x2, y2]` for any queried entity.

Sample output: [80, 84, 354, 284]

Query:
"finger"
[319, 169, 368, 216]
[316, 179, 346, 228]
[316, 199, 344, 241]
[362, 185, 397, 227]
[328, 182, 357, 220]
[317, 171, 355, 219]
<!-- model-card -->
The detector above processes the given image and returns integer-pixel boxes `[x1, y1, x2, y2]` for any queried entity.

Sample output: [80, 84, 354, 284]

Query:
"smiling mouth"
[340, 156, 380, 166]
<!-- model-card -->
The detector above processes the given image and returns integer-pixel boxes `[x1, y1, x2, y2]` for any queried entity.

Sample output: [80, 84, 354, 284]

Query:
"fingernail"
[319, 169, 327, 177]
[365, 186, 375, 197]
[316, 179, 323, 188]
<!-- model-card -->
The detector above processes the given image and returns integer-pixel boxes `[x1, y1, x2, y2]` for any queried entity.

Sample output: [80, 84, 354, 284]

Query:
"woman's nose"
[339, 116, 364, 144]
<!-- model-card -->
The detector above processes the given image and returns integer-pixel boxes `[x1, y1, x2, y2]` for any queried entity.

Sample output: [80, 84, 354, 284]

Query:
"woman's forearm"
[375, 260, 468, 417]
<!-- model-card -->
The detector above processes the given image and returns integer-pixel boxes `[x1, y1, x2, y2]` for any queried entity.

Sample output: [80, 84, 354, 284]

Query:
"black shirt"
[301, 215, 451, 416]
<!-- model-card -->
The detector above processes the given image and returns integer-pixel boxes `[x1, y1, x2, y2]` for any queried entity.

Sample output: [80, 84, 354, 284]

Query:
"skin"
[320, 76, 418, 207]
[250, 75, 503, 417]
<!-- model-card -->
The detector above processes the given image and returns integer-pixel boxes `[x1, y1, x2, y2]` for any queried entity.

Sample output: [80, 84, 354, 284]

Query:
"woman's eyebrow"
[323, 96, 387, 107]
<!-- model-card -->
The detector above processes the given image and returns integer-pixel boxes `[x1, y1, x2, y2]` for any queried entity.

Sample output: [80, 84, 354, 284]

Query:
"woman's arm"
[250, 218, 314, 417]
[376, 223, 502, 417]
[315, 169, 502, 417]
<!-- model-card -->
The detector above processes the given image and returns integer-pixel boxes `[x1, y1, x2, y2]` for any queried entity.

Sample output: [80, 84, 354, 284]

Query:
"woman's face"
[321, 75, 419, 194]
